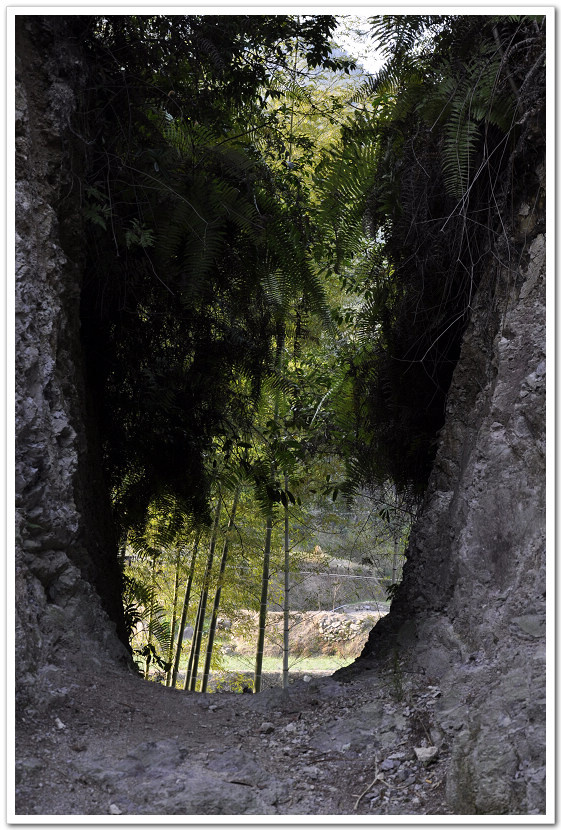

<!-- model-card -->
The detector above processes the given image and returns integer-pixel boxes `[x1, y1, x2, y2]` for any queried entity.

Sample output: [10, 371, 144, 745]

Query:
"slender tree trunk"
[255, 327, 285, 694]
[282, 472, 290, 690]
[165, 548, 182, 685]
[392, 537, 400, 585]
[183, 582, 204, 690]
[254, 503, 273, 694]
[144, 552, 157, 679]
[201, 487, 240, 693]
[118, 531, 128, 562]
[186, 494, 223, 691]
[170, 531, 201, 688]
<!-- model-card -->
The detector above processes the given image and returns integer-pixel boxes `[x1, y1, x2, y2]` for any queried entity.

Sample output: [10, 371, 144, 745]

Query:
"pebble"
[414, 746, 439, 766]
[260, 722, 275, 734]
[108, 803, 121, 814]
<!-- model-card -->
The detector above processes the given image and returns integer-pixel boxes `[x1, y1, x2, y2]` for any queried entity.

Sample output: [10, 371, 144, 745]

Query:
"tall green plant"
[165, 548, 182, 684]
[122, 572, 172, 677]
[185, 494, 223, 691]
[170, 532, 202, 688]
[201, 487, 241, 693]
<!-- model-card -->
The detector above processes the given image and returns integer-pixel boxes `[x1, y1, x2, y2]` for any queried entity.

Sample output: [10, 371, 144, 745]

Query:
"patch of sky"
[333, 14, 385, 76]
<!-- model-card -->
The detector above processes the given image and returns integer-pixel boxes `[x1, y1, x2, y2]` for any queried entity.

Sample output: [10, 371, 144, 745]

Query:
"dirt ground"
[14, 653, 453, 818]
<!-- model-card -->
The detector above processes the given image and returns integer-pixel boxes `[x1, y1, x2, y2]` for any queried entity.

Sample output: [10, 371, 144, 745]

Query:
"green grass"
[178, 653, 349, 674]
[214, 654, 349, 673]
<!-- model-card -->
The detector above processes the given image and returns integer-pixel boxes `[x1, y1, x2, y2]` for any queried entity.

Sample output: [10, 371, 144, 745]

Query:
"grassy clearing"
[176, 652, 347, 674]
[218, 654, 348, 673]
[172, 608, 384, 688]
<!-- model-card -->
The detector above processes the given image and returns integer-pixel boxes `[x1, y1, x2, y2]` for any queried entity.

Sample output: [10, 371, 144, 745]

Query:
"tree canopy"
[71, 14, 545, 676]
[79, 14, 356, 535]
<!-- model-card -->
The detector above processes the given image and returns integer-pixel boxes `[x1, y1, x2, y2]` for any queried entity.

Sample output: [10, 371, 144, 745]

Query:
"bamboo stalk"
[254, 503, 273, 694]
[166, 548, 182, 685]
[282, 472, 290, 690]
[392, 538, 399, 586]
[183, 583, 203, 690]
[187, 494, 223, 691]
[201, 487, 240, 693]
[171, 531, 201, 688]
[255, 327, 285, 694]
[144, 552, 157, 680]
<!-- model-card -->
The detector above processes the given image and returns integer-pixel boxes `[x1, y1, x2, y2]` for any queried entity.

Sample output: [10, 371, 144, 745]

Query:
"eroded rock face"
[15, 16, 131, 712]
[358, 88, 546, 813]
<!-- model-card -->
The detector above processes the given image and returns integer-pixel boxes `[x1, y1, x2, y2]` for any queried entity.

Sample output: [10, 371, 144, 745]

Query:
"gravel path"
[15, 658, 453, 816]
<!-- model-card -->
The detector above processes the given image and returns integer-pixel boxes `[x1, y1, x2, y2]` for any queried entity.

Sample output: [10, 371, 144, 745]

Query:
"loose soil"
[15, 653, 453, 817]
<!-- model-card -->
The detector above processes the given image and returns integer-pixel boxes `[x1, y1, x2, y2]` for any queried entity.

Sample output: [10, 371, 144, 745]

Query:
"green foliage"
[122, 572, 172, 659]
[83, 185, 111, 230]
[313, 127, 379, 271]
[71, 14, 545, 670]
[135, 643, 172, 676]
[212, 672, 254, 694]
[125, 219, 155, 249]
[318, 14, 545, 495]
[79, 15, 348, 537]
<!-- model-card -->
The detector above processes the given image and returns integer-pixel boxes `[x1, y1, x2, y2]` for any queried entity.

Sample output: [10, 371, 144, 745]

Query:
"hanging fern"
[326, 14, 545, 496]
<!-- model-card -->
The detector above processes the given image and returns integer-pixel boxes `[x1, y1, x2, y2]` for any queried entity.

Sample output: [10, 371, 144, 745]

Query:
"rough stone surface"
[14, 16, 131, 713]
[355, 79, 546, 814]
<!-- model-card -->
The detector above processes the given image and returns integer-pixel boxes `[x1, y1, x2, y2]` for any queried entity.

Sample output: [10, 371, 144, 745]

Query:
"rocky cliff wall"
[14, 16, 131, 712]
[357, 84, 546, 813]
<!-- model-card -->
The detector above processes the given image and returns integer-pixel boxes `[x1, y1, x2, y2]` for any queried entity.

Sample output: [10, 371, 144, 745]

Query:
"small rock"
[380, 758, 396, 771]
[260, 722, 274, 734]
[512, 615, 545, 639]
[54, 717, 66, 730]
[414, 746, 439, 766]
[284, 722, 297, 733]
[303, 675, 312, 682]
[108, 803, 122, 815]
